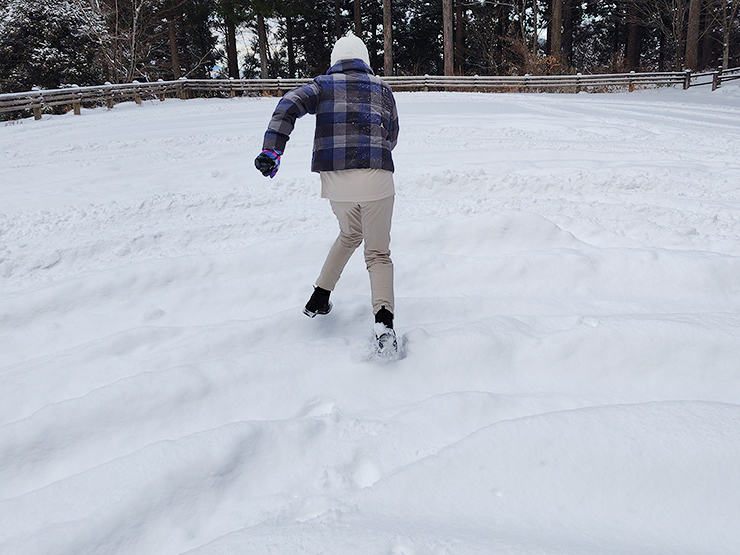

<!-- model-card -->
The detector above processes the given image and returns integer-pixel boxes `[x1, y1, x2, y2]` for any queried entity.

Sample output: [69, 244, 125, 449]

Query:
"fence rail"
[2, 67, 739, 120]
[690, 66, 740, 89]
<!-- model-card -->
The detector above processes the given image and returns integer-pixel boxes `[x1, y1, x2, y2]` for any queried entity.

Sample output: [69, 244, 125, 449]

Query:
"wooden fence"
[689, 65, 740, 90]
[2, 67, 738, 121]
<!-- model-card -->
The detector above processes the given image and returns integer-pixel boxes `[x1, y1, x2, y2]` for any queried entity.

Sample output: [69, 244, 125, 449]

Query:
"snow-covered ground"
[2, 84, 740, 555]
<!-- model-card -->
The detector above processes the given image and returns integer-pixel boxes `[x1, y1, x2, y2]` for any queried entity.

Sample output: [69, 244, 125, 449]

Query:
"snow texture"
[2, 84, 740, 555]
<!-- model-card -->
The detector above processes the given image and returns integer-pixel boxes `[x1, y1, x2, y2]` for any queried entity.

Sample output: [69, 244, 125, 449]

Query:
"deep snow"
[2, 85, 740, 555]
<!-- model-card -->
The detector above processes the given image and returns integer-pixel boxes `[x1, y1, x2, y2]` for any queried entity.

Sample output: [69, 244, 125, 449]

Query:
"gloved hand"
[254, 149, 282, 178]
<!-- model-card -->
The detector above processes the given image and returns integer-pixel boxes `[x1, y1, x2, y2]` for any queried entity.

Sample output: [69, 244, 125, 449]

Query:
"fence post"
[712, 62, 723, 91]
[277, 77, 283, 97]
[575, 73, 582, 93]
[424, 74, 429, 92]
[178, 77, 188, 100]
[133, 80, 142, 105]
[104, 82, 114, 109]
[72, 84, 81, 115]
[31, 87, 42, 120]
[628, 70, 635, 92]
[683, 69, 691, 90]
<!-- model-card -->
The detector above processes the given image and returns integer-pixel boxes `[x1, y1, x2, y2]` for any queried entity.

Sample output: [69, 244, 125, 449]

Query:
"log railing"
[689, 66, 740, 90]
[2, 68, 738, 120]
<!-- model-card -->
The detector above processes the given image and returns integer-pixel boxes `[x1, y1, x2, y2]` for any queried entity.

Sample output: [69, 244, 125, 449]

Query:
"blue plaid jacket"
[263, 59, 399, 173]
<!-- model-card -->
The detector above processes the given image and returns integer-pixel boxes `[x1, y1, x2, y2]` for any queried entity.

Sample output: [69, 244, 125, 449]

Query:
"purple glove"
[255, 149, 282, 178]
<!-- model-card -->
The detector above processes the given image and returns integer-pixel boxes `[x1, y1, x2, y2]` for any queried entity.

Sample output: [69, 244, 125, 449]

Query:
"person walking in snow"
[255, 33, 400, 352]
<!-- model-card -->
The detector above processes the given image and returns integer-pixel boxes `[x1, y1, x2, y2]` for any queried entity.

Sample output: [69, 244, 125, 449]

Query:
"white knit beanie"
[330, 33, 370, 67]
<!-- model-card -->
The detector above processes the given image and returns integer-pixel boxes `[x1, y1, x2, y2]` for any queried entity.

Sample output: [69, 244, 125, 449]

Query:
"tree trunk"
[626, 23, 642, 71]
[370, 7, 379, 69]
[335, 0, 342, 39]
[455, 0, 465, 74]
[685, 0, 701, 69]
[128, 0, 143, 82]
[531, 0, 539, 54]
[720, 0, 737, 70]
[168, 19, 181, 79]
[497, 2, 510, 38]
[443, 0, 453, 75]
[113, 0, 120, 82]
[287, 15, 296, 77]
[674, 2, 689, 70]
[699, 5, 711, 69]
[562, 0, 573, 65]
[625, 0, 642, 71]
[723, 31, 730, 70]
[258, 13, 269, 79]
[354, 0, 362, 35]
[226, 17, 239, 79]
[612, 5, 620, 66]
[383, 0, 393, 76]
[551, 0, 562, 59]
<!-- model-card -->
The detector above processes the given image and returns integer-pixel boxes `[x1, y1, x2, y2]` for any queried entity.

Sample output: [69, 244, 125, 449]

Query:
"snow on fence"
[2, 68, 738, 120]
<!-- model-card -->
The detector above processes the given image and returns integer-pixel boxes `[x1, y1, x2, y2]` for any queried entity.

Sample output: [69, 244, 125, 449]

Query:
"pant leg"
[360, 195, 395, 315]
[315, 201, 363, 291]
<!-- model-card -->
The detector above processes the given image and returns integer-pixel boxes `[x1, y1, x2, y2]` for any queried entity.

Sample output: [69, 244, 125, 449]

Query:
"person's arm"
[384, 87, 399, 150]
[256, 81, 322, 178]
[262, 81, 322, 153]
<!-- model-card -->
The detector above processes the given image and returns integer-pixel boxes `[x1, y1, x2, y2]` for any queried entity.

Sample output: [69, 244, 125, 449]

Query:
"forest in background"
[0, 0, 738, 93]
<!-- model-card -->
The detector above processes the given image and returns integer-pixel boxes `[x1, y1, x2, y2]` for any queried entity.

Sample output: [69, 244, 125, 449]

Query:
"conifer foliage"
[0, 0, 105, 93]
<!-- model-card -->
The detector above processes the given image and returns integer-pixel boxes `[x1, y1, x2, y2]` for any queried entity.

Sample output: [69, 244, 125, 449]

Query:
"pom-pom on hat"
[330, 33, 370, 67]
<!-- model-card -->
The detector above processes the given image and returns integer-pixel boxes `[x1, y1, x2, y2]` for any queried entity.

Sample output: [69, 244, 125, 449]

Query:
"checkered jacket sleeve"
[386, 89, 399, 150]
[263, 81, 322, 153]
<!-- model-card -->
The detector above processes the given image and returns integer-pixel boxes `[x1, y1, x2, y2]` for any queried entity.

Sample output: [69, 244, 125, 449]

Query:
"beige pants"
[316, 195, 395, 315]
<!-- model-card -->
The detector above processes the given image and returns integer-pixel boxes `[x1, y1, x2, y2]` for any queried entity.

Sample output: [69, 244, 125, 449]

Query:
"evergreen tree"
[394, 0, 443, 75]
[0, 0, 105, 93]
[290, 0, 335, 76]
[163, 0, 218, 79]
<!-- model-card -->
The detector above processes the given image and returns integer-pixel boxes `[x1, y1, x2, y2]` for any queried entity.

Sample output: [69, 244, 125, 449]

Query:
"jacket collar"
[327, 59, 374, 76]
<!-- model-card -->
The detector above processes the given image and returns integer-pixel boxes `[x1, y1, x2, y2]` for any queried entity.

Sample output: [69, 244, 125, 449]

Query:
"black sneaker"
[303, 286, 332, 318]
